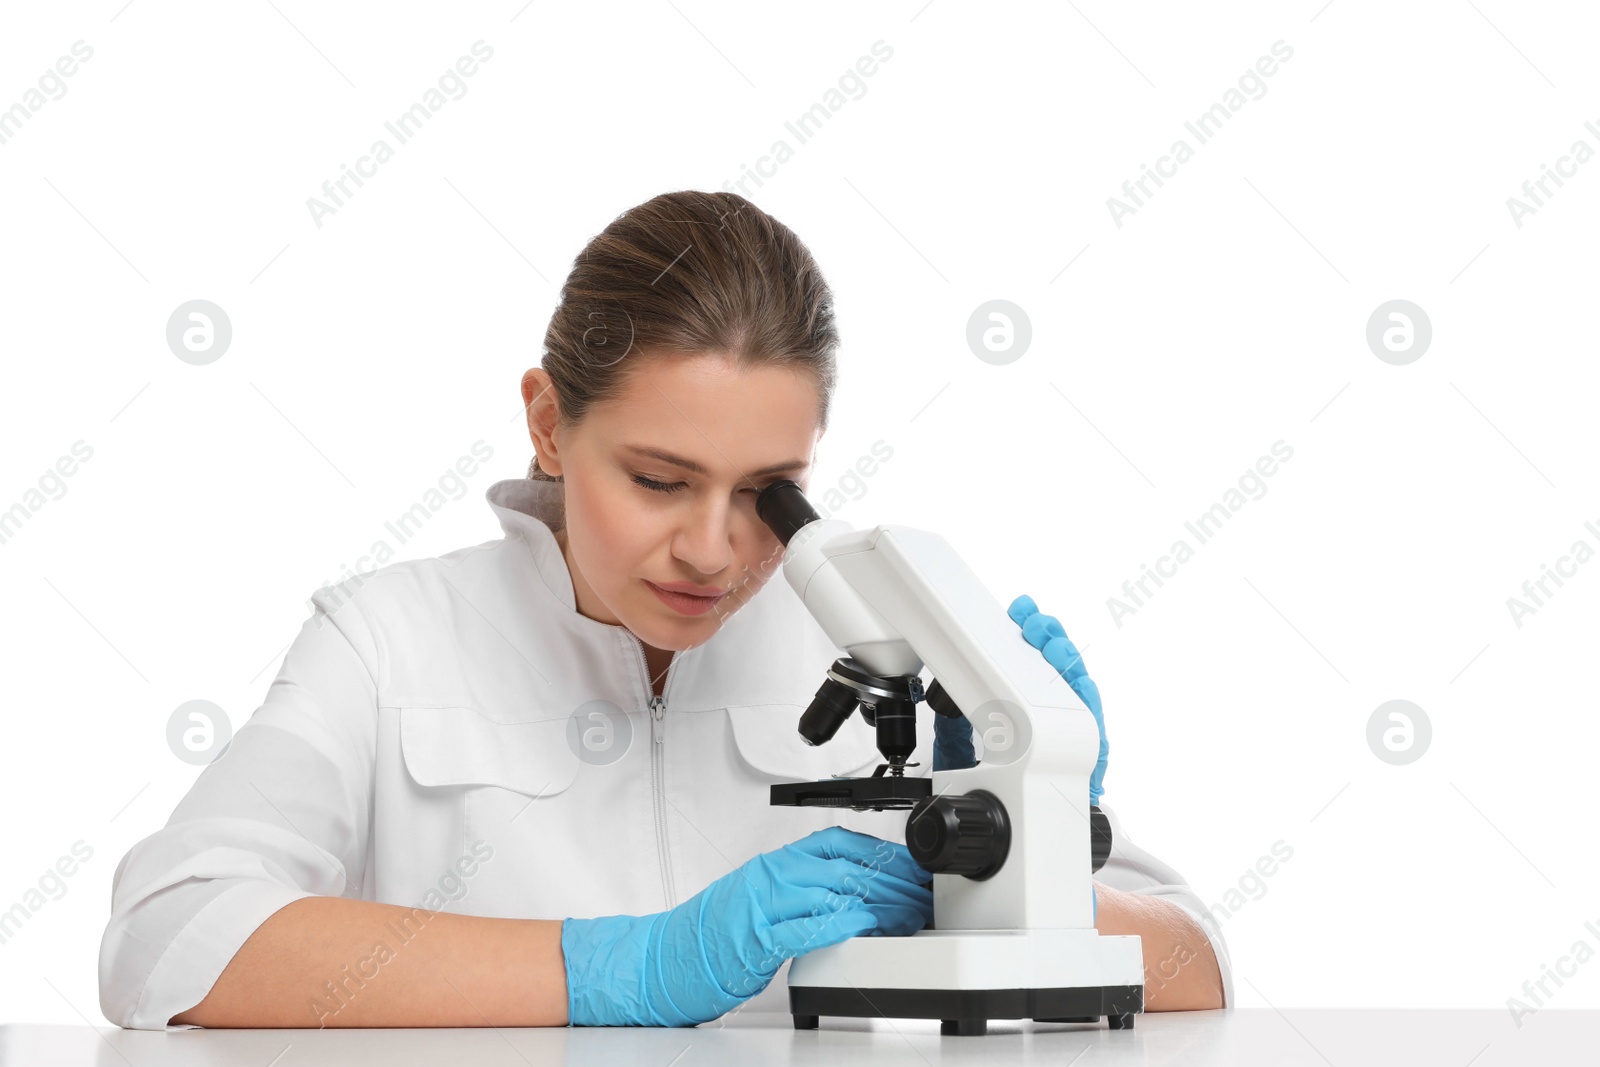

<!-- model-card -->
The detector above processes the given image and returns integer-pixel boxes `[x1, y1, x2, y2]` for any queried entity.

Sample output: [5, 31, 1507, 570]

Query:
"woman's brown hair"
[529, 190, 839, 480]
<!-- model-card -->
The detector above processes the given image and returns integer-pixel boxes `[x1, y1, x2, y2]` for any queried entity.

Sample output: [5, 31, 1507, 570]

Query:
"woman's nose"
[673, 501, 735, 577]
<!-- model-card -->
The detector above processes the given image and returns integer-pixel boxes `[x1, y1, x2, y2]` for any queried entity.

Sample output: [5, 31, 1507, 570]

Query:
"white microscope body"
[757, 482, 1145, 1035]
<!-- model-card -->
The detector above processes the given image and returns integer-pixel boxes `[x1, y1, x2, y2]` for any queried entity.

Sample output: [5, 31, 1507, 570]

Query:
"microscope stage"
[770, 774, 932, 811]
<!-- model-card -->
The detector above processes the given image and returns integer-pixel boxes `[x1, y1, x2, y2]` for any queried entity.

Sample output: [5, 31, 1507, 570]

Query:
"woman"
[98, 190, 1230, 1029]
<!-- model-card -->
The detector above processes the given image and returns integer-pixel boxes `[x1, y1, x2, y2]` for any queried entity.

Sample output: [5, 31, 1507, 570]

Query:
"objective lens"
[873, 698, 917, 768]
[798, 676, 859, 746]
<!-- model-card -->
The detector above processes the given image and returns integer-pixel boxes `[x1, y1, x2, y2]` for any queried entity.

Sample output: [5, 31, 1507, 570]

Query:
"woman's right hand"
[562, 826, 933, 1026]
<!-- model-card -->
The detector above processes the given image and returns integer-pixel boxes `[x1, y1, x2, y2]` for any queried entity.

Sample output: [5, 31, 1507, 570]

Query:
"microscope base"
[785, 928, 1145, 1035]
[789, 982, 1143, 1036]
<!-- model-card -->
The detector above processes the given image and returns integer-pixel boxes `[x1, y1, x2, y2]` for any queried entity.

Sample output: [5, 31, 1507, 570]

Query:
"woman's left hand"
[931, 594, 1109, 808]
[928, 594, 1108, 920]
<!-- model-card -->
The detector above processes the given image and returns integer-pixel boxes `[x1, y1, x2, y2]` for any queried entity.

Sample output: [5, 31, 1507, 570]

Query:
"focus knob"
[1090, 804, 1112, 873]
[905, 789, 1010, 880]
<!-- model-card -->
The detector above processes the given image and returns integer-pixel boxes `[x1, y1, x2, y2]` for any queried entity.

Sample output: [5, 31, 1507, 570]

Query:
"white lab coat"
[98, 477, 1234, 1029]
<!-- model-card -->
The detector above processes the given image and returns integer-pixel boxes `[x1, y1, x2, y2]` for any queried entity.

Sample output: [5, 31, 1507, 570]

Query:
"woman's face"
[522, 352, 823, 652]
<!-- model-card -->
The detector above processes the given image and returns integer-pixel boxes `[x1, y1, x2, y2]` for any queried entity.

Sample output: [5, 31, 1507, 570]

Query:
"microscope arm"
[767, 496, 1102, 930]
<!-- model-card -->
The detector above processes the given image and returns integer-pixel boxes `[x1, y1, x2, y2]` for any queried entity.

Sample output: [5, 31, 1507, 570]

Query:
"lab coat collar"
[485, 477, 577, 612]
[478, 474, 805, 700]
[475, 475, 889, 781]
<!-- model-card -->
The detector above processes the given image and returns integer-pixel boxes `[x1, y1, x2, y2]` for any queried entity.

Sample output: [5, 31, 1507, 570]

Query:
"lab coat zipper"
[631, 633, 678, 910]
[649, 692, 676, 910]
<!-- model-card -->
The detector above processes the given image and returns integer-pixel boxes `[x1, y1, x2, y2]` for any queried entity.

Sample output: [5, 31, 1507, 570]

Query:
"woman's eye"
[631, 474, 771, 497]
[631, 474, 686, 494]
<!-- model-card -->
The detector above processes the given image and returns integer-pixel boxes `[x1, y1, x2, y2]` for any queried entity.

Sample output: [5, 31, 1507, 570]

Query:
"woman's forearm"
[1093, 881, 1225, 1011]
[170, 896, 569, 1028]
[170, 884, 1221, 1027]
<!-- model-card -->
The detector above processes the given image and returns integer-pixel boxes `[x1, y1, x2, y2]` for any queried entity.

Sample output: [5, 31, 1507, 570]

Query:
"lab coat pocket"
[399, 706, 580, 798]
[725, 702, 884, 782]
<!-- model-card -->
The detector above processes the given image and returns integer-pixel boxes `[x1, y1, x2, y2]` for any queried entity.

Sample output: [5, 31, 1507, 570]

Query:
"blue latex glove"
[932, 594, 1108, 800]
[931, 593, 1108, 918]
[1009, 594, 1108, 806]
[562, 826, 934, 1026]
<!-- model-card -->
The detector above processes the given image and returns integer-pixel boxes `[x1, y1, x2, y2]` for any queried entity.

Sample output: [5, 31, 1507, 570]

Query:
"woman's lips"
[645, 579, 727, 616]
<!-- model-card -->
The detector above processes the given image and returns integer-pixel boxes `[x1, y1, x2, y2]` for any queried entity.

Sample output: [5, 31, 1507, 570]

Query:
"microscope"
[756, 480, 1144, 1036]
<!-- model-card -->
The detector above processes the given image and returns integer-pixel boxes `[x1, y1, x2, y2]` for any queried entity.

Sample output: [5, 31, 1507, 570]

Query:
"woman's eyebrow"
[623, 444, 806, 479]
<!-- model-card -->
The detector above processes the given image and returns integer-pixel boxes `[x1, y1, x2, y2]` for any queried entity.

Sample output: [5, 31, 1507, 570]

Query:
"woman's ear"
[521, 368, 566, 477]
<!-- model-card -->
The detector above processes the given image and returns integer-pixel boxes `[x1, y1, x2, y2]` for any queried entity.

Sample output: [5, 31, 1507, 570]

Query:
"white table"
[1, 1009, 1590, 1065]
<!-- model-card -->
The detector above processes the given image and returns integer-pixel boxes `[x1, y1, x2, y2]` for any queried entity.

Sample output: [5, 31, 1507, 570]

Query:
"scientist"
[98, 190, 1231, 1029]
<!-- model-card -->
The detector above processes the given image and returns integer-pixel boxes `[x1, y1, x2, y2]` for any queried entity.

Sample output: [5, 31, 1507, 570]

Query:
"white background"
[2, 0, 1596, 1033]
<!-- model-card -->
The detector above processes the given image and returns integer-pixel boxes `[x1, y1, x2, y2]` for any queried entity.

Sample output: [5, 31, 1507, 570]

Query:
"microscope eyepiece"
[756, 479, 821, 546]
